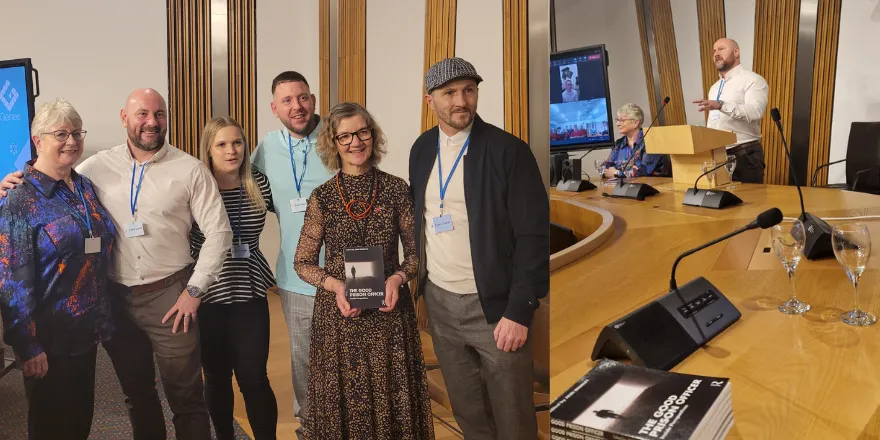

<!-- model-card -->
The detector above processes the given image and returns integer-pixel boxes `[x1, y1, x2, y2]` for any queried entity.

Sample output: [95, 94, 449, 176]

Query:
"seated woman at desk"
[600, 103, 670, 178]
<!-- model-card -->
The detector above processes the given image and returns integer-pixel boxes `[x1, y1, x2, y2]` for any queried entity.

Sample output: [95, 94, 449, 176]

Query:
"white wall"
[827, 0, 880, 184]
[671, 0, 705, 127]
[366, 0, 426, 181]
[724, 0, 756, 72]
[0, 1, 168, 158]
[456, 0, 505, 129]
[254, 0, 322, 274]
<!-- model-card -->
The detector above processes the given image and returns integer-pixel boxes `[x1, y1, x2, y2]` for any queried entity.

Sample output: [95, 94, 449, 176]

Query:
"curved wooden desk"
[550, 178, 880, 439]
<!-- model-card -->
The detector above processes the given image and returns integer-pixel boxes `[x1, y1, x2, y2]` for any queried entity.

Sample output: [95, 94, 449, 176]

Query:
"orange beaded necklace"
[335, 167, 378, 221]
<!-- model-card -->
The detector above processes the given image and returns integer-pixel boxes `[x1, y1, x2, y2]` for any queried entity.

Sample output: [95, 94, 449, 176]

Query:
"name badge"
[709, 110, 721, 121]
[125, 221, 145, 238]
[432, 214, 454, 234]
[232, 243, 251, 259]
[291, 197, 308, 213]
[84, 237, 101, 254]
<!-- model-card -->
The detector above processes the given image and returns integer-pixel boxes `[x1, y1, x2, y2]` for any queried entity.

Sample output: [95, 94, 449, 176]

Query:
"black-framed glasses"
[335, 128, 372, 146]
[43, 130, 87, 142]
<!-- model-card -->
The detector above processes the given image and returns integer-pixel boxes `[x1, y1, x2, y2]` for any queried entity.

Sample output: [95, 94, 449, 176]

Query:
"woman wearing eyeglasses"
[600, 103, 670, 179]
[294, 102, 433, 439]
[0, 99, 116, 440]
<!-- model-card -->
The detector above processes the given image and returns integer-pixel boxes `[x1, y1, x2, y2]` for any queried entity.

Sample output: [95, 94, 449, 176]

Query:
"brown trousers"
[103, 277, 211, 440]
[424, 280, 538, 440]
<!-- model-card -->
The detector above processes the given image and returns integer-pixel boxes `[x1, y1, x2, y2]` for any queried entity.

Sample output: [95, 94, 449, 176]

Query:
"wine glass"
[702, 160, 716, 188]
[594, 159, 604, 182]
[725, 155, 737, 189]
[772, 219, 810, 314]
[832, 223, 876, 326]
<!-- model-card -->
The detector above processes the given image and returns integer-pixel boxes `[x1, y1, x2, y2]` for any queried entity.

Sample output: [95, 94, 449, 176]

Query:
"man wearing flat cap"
[408, 57, 549, 439]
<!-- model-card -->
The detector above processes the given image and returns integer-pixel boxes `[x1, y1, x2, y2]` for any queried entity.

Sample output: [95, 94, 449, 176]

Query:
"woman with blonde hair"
[190, 116, 278, 440]
[294, 102, 433, 439]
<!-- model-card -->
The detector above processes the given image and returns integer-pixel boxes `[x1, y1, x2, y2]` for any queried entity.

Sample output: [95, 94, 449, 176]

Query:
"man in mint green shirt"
[250, 71, 333, 440]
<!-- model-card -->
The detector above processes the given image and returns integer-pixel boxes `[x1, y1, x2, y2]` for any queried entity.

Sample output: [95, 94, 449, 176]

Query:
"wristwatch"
[186, 285, 204, 299]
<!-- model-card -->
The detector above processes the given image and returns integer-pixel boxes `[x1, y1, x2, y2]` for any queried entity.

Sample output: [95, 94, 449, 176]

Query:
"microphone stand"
[681, 153, 747, 209]
[556, 147, 599, 192]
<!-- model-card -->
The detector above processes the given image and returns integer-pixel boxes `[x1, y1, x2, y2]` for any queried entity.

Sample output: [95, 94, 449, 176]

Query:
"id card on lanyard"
[289, 133, 310, 213]
[432, 136, 470, 234]
[60, 178, 101, 254]
[231, 185, 251, 259]
[126, 161, 148, 238]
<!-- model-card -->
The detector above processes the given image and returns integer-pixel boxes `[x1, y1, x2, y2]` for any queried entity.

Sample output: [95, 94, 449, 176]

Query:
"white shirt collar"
[438, 122, 473, 145]
[720, 64, 744, 81]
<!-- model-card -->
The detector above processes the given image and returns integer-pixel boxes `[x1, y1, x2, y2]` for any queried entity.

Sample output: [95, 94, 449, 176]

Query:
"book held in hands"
[343, 246, 386, 309]
[550, 359, 733, 440]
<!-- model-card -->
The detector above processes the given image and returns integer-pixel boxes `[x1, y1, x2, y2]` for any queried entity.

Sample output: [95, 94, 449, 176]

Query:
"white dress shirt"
[424, 124, 477, 294]
[77, 143, 232, 291]
[706, 64, 769, 146]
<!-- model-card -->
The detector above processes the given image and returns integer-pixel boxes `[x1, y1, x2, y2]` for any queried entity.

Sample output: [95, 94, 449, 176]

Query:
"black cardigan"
[408, 115, 549, 327]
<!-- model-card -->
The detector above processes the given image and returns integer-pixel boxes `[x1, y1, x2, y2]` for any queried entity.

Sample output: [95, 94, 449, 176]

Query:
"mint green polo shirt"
[252, 123, 334, 295]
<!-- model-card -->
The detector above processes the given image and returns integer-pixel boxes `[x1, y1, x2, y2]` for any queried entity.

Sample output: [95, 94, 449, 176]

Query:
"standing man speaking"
[693, 38, 769, 184]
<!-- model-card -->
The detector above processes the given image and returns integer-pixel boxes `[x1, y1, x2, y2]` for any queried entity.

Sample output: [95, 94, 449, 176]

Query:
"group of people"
[599, 38, 768, 182]
[551, 123, 609, 141]
[0, 57, 549, 440]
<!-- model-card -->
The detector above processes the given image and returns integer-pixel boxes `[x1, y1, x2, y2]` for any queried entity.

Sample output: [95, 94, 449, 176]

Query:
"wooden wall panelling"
[421, 0, 458, 132]
[753, 0, 800, 185]
[503, 0, 529, 142]
[807, 0, 842, 186]
[648, 0, 686, 125]
[338, 0, 367, 106]
[320, 0, 330, 116]
[696, 0, 726, 116]
[228, 0, 257, 150]
[634, 0, 658, 120]
[167, 0, 212, 158]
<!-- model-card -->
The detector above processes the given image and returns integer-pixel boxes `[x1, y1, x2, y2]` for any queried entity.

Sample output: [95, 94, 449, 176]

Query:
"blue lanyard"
[59, 178, 93, 237]
[288, 133, 309, 198]
[437, 136, 470, 211]
[130, 162, 148, 217]
[716, 79, 725, 100]
[232, 185, 243, 242]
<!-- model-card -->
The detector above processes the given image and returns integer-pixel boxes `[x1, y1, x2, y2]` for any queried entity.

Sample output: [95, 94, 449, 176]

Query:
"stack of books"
[550, 359, 733, 439]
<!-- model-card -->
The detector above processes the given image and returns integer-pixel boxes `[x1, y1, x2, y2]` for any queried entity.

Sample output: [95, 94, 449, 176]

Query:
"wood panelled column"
[167, 0, 212, 157]
[338, 0, 366, 106]
[421, 0, 458, 132]
[807, 0, 842, 186]
[228, 0, 257, 149]
[696, 0, 726, 103]
[635, 0, 686, 125]
[753, 0, 800, 185]
[503, 0, 529, 143]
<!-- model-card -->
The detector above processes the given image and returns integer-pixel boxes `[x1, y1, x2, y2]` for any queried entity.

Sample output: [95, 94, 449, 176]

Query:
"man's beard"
[128, 126, 166, 151]
[282, 113, 316, 137]
[715, 57, 732, 72]
[441, 108, 475, 130]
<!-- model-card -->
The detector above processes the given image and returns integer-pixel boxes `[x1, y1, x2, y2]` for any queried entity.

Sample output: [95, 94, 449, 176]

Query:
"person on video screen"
[561, 79, 579, 103]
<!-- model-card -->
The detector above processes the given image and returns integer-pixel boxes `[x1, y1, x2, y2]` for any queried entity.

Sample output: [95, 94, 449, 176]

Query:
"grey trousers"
[103, 278, 212, 440]
[278, 288, 315, 440]
[424, 280, 537, 440]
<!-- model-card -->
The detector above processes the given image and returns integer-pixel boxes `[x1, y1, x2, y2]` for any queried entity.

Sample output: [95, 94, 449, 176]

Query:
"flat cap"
[425, 57, 483, 94]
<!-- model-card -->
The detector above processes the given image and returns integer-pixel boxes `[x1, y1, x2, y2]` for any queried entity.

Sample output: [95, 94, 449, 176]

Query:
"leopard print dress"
[294, 167, 434, 440]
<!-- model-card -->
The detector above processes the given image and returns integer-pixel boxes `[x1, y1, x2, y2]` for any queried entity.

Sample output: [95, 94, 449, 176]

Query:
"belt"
[127, 267, 191, 294]
[727, 139, 761, 155]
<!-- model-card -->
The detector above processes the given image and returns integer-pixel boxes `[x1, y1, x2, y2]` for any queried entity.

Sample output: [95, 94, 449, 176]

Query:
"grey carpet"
[0, 345, 252, 440]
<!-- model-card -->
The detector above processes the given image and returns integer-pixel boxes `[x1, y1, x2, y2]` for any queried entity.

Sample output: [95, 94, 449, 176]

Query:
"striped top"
[190, 167, 276, 304]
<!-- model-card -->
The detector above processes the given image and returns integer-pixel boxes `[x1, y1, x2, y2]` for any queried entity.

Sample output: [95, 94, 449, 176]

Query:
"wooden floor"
[231, 293, 464, 439]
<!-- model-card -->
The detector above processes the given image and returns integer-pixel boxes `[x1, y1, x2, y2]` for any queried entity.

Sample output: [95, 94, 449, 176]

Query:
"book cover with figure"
[343, 246, 386, 309]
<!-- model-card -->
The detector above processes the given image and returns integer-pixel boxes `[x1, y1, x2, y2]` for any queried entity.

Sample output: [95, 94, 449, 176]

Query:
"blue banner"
[0, 65, 32, 176]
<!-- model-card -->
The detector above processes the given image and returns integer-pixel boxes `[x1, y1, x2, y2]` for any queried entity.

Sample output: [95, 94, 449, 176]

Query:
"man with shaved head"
[693, 37, 769, 184]
[1, 88, 232, 439]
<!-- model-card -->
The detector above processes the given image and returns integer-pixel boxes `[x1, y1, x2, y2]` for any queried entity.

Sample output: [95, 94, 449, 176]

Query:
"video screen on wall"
[550, 45, 614, 152]
[0, 59, 35, 177]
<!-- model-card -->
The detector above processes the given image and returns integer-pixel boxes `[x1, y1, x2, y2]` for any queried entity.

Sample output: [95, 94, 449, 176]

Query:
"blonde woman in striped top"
[190, 116, 278, 440]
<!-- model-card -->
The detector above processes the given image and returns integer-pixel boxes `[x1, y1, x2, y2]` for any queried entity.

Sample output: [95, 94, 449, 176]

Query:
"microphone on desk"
[591, 207, 782, 371]
[770, 108, 833, 260]
[556, 147, 599, 192]
[681, 148, 759, 209]
[603, 97, 668, 200]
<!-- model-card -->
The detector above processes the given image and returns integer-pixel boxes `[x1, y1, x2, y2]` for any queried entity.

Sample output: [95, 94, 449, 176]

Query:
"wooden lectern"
[644, 125, 738, 188]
